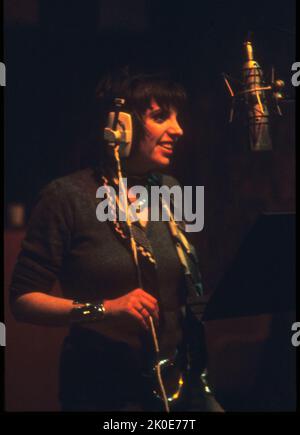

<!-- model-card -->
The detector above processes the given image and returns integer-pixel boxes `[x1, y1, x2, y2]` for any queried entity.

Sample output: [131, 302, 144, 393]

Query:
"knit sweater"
[9, 166, 203, 409]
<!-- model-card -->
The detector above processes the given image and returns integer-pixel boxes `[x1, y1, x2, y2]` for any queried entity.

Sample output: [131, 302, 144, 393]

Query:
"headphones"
[104, 97, 133, 158]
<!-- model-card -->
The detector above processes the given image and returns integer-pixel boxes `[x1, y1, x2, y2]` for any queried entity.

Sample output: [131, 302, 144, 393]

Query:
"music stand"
[203, 212, 295, 320]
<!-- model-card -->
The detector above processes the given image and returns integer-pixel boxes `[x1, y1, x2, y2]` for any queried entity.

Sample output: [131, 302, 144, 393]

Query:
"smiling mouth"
[159, 142, 174, 150]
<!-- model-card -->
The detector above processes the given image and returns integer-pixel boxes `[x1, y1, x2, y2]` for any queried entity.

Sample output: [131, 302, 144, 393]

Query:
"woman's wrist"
[70, 300, 106, 323]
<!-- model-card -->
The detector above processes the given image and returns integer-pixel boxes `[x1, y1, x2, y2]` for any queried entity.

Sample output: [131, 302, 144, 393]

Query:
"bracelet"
[70, 300, 106, 323]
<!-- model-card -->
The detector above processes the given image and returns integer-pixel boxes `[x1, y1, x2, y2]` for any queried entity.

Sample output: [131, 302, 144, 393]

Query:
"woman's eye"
[152, 112, 169, 123]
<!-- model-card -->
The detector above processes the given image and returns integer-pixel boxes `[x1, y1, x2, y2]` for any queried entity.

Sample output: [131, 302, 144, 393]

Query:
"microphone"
[242, 40, 272, 151]
[223, 36, 287, 152]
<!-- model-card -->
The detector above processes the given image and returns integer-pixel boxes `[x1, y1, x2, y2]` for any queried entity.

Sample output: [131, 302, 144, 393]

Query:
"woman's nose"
[168, 118, 183, 137]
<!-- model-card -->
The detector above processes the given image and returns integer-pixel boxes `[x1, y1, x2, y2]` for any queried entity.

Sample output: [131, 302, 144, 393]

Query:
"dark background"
[4, 0, 296, 412]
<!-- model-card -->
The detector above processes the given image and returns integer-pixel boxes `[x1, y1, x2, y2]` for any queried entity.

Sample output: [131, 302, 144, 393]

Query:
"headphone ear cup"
[104, 110, 133, 158]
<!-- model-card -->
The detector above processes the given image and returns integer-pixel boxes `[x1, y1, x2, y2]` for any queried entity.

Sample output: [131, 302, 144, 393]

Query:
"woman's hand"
[103, 288, 159, 330]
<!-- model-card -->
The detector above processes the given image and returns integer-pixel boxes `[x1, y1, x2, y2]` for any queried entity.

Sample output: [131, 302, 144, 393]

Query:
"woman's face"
[128, 99, 184, 172]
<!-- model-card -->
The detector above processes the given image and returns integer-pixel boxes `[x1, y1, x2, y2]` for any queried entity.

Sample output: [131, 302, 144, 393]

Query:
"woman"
[10, 72, 223, 412]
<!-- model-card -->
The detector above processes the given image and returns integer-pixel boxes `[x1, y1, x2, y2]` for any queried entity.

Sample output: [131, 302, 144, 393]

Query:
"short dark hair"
[121, 74, 186, 115]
